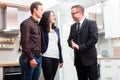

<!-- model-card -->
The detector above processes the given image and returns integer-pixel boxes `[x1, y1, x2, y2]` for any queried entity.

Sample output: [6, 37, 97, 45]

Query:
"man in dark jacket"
[67, 5, 98, 80]
[19, 1, 43, 80]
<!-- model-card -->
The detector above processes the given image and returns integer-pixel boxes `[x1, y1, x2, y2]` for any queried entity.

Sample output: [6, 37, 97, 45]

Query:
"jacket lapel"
[79, 18, 88, 33]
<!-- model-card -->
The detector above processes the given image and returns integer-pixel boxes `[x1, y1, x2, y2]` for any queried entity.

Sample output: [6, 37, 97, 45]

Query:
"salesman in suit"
[67, 5, 98, 80]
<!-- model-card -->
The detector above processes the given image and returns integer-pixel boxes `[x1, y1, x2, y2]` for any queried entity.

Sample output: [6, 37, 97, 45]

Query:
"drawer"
[101, 59, 116, 65]
[115, 60, 120, 65]
[100, 65, 116, 77]
[101, 76, 117, 80]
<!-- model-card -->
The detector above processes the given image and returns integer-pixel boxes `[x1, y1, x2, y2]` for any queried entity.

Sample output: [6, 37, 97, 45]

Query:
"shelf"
[0, 48, 13, 50]
[0, 29, 19, 36]
[0, 42, 14, 44]
[0, 43, 14, 50]
[0, 1, 29, 11]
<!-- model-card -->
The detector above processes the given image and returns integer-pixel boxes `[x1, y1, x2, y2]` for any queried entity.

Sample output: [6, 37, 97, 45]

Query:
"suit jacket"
[40, 27, 63, 63]
[67, 18, 98, 66]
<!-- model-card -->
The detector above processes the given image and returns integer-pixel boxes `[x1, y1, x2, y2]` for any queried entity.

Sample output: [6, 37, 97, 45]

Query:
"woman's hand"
[59, 63, 63, 68]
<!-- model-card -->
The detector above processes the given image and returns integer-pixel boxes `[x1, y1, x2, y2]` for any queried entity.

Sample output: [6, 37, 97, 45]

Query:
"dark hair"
[39, 10, 56, 32]
[71, 5, 84, 15]
[30, 1, 42, 14]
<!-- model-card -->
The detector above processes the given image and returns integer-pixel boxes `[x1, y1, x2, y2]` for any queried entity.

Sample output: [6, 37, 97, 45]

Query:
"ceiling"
[57, 0, 97, 8]
[32, 0, 98, 9]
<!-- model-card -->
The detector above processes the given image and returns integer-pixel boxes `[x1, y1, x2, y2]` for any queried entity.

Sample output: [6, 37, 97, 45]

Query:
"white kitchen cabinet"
[100, 59, 120, 80]
[0, 67, 3, 80]
[115, 60, 120, 80]
[103, 1, 120, 38]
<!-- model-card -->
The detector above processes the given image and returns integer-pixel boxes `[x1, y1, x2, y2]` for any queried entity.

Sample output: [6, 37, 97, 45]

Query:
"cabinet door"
[101, 65, 117, 80]
[100, 59, 117, 80]
[101, 76, 117, 80]
[0, 67, 3, 80]
[116, 60, 120, 80]
[116, 65, 120, 80]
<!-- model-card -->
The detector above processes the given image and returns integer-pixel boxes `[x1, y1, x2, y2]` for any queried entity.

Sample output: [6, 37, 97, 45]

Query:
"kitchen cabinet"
[100, 58, 120, 80]
[0, 37, 14, 49]
[0, 67, 3, 80]
[115, 60, 120, 80]
[0, 29, 19, 50]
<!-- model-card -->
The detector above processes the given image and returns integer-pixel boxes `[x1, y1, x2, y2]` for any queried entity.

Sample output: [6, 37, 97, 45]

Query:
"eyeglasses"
[71, 11, 80, 15]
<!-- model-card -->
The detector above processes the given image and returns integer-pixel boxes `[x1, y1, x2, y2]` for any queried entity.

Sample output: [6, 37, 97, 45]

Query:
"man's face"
[34, 5, 43, 18]
[71, 8, 81, 22]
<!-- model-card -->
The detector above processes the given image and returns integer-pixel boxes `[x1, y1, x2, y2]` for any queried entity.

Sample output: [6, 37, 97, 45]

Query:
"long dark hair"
[39, 10, 56, 32]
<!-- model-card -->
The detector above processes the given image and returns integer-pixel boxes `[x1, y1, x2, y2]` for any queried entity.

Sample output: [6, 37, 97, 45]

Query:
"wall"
[18, 10, 30, 29]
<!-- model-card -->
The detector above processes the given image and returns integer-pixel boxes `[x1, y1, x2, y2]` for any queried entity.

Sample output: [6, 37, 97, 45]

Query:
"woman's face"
[49, 12, 56, 24]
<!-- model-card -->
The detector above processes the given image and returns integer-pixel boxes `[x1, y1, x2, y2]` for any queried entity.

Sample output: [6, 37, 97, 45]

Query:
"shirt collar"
[30, 16, 38, 24]
[79, 16, 85, 25]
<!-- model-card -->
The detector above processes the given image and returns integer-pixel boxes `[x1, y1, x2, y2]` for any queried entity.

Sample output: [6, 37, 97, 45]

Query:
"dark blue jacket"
[40, 27, 63, 63]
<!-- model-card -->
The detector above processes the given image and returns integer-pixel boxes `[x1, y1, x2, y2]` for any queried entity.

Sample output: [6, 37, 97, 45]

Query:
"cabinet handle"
[105, 60, 111, 62]
[105, 66, 111, 68]
[106, 77, 112, 79]
[117, 66, 120, 68]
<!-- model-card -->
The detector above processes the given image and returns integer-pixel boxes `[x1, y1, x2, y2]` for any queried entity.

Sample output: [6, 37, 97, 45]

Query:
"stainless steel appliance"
[3, 66, 21, 80]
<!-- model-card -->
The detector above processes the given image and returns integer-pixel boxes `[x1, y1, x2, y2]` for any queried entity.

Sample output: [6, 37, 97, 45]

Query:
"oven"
[3, 66, 21, 80]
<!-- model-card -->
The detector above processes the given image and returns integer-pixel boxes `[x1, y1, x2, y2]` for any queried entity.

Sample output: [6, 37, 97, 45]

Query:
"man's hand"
[71, 39, 79, 50]
[30, 59, 38, 68]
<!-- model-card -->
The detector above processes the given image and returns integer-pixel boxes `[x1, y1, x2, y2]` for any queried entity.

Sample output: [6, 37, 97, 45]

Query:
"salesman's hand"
[71, 39, 79, 50]
[30, 59, 38, 68]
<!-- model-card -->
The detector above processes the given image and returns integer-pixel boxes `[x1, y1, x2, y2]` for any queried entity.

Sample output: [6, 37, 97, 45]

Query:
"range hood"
[0, 29, 19, 35]
[0, 6, 19, 35]
[5, 6, 18, 29]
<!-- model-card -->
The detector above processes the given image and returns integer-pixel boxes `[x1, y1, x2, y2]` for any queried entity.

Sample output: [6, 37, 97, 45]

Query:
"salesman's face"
[71, 8, 81, 22]
[34, 5, 43, 18]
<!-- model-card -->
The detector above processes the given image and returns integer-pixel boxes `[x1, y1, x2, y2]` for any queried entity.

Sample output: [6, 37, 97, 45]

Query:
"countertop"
[98, 57, 120, 59]
[0, 52, 20, 67]
[0, 61, 19, 67]
[0, 54, 120, 67]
